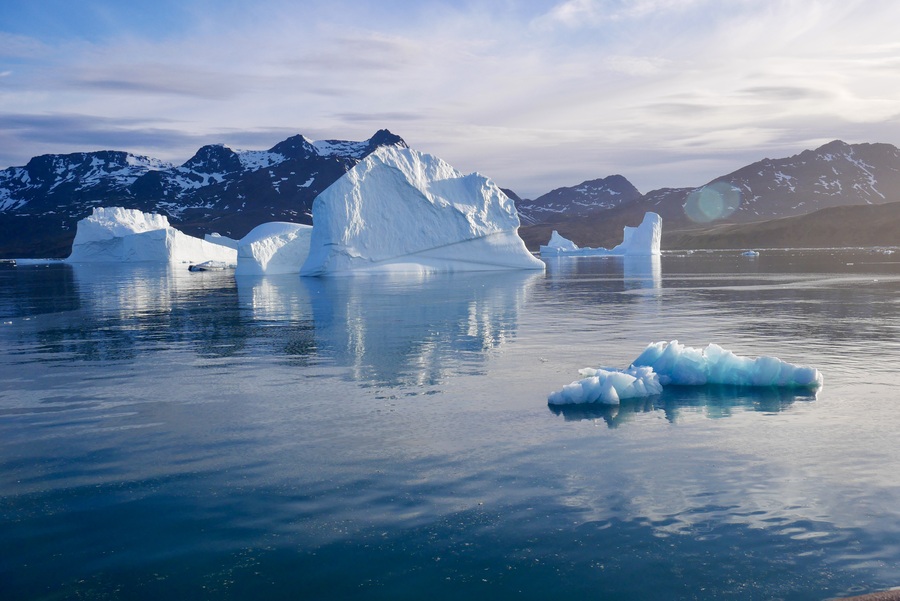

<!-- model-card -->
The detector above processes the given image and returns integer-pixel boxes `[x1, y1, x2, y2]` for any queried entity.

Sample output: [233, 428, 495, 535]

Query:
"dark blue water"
[2, 250, 900, 600]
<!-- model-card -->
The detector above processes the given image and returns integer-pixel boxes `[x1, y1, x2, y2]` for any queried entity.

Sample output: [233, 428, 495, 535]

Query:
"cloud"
[603, 55, 671, 76]
[0, 32, 51, 59]
[535, 0, 714, 28]
[287, 35, 418, 73]
[333, 111, 425, 123]
[69, 64, 249, 100]
[738, 86, 834, 101]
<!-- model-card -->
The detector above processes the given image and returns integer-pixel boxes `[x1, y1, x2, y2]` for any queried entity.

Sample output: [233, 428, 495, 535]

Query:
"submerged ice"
[548, 340, 823, 405]
[67, 207, 237, 265]
[540, 212, 662, 257]
[299, 146, 545, 275]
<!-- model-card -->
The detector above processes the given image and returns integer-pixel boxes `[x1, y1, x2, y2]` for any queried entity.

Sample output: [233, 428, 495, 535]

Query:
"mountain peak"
[366, 129, 407, 151]
[181, 144, 242, 174]
[815, 139, 851, 154]
[268, 134, 316, 159]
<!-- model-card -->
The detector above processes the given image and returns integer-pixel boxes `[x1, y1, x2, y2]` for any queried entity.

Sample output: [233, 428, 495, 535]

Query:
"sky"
[2, 0, 900, 198]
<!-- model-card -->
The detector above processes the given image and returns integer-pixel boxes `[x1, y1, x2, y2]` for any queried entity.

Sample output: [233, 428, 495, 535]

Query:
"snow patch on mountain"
[312, 140, 370, 158]
[236, 150, 287, 171]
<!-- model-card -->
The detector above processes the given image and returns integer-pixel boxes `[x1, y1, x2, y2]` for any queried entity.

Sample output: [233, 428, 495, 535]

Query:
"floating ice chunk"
[548, 365, 663, 405]
[299, 146, 544, 275]
[632, 340, 823, 388]
[66, 207, 237, 265]
[549, 340, 823, 406]
[540, 212, 661, 257]
[235, 222, 313, 275]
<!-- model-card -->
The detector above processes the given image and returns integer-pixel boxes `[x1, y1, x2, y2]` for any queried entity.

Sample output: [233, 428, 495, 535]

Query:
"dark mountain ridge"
[0, 129, 406, 257]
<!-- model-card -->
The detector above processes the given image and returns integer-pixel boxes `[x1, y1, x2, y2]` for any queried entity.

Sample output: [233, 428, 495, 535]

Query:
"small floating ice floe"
[188, 260, 231, 272]
[548, 340, 823, 406]
[742, 250, 760, 257]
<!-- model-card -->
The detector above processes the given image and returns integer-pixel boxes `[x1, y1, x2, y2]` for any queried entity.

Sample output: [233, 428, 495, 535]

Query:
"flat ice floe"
[540, 212, 662, 257]
[66, 207, 237, 265]
[548, 340, 823, 405]
[235, 222, 313, 275]
[299, 146, 545, 275]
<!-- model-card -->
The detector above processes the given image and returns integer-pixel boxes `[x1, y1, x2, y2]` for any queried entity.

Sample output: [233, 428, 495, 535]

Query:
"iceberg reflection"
[623, 255, 661, 290]
[300, 271, 540, 386]
[544, 255, 661, 291]
[66, 263, 247, 360]
[549, 384, 818, 428]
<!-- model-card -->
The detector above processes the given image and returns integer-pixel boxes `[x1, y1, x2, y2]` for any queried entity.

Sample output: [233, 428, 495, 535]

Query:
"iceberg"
[548, 365, 663, 405]
[548, 340, 823, 406]
[546, 230, 580, 252]
[235, 222, 313, 276]
[540, 212, 662, 257]
[299, 146, 545, 275]
[632, 340, 824, 388]
[66, 207, 237, 265]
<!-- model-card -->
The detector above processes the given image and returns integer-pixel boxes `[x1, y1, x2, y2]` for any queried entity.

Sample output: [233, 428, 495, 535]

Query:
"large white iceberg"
[299, 146, 545, 275]
[235, 222, 313, 275]
[548, 340, 823, 405]
[66, 207, 237, 265]
[540, 212, 662, 257]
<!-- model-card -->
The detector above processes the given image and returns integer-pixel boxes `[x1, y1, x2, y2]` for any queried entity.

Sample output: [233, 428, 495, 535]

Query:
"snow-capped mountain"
[515, 174, 642, 225]
[633, 140, 900, 226]
[0, 129, 406, 257]
[722, 140, 900, 218]
[518, 140, 900, 251]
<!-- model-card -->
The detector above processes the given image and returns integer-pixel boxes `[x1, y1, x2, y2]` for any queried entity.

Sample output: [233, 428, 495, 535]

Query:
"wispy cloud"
[69, 64, 252, 99]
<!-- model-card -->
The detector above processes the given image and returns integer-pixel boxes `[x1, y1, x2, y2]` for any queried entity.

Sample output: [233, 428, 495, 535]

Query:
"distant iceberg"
[545, 230, 579, 252]
[66, 207, 237, 265]
[549, 340, 823, 405]
[299, 146, 545, 275]
[540, 212, 662, 257]
[235, 222, 313, 275]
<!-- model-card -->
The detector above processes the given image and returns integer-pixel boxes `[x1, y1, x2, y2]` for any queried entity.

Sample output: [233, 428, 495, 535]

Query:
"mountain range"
[0, 129, 406, 257]
[1, 134, 899, 258]
[517, 139, 900, 250]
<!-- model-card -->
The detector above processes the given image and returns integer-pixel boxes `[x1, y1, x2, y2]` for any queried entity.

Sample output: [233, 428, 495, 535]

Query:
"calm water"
[2, 250, 900, 600]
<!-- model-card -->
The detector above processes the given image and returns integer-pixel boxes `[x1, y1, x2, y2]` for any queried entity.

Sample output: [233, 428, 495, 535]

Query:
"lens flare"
[683, 182, 741, 223]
